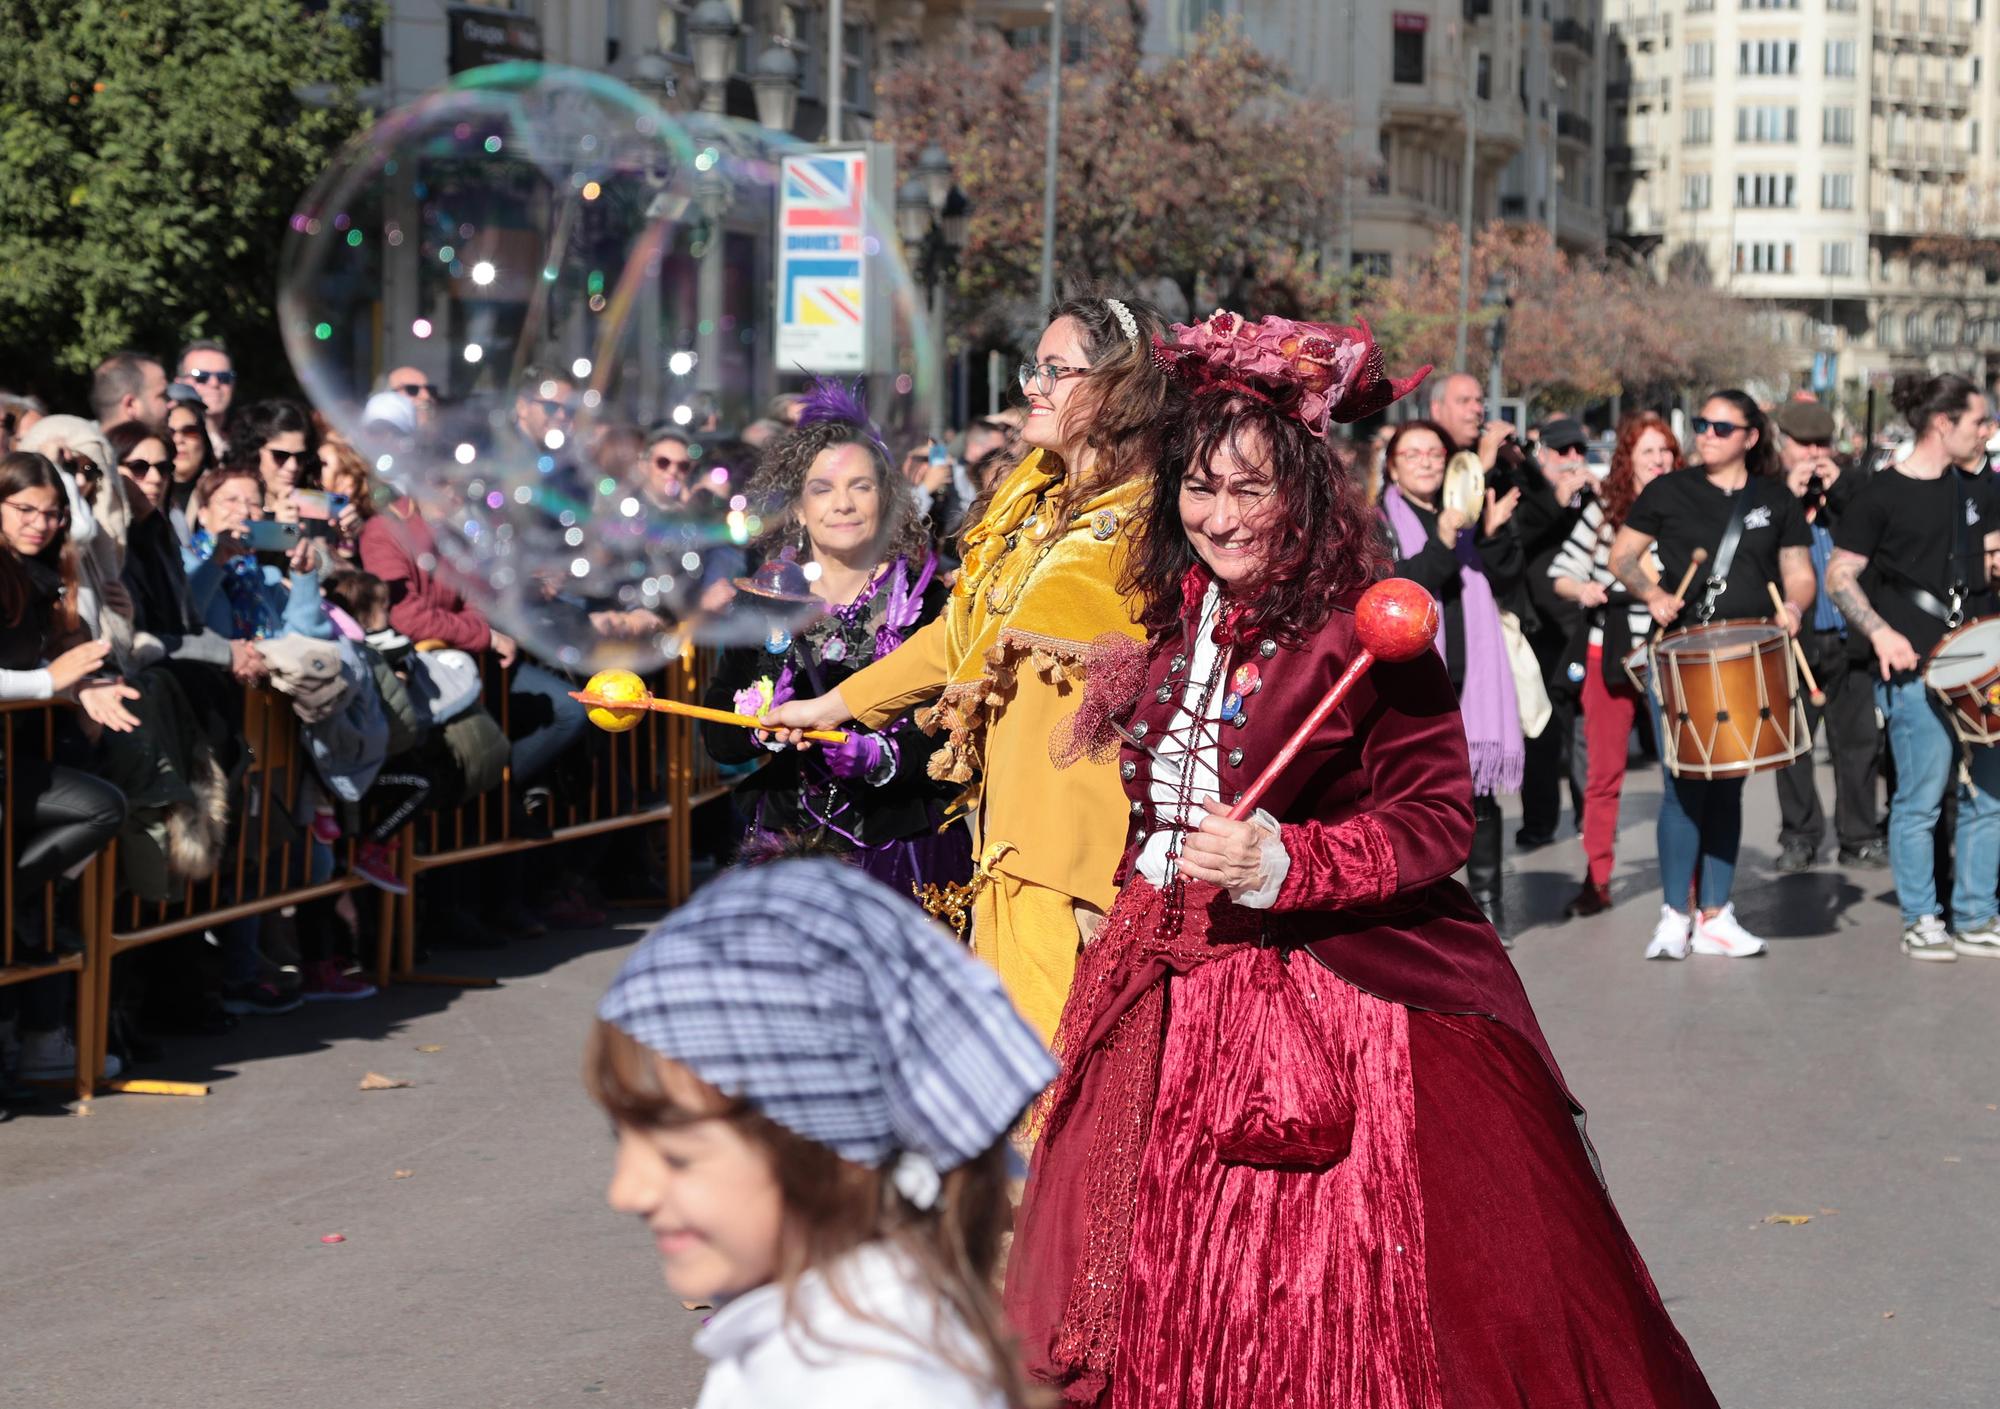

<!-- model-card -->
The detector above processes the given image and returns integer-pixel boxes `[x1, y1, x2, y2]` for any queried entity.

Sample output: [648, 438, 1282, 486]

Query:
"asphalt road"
[5, 759, 1997, 1408]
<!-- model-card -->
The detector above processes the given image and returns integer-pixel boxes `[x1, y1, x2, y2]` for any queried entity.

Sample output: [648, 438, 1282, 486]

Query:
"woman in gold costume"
[763, 295, 1171, 1040]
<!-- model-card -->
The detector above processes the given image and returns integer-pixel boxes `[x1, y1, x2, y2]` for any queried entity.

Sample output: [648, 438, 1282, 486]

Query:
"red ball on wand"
[1226, 579, 1440, 822]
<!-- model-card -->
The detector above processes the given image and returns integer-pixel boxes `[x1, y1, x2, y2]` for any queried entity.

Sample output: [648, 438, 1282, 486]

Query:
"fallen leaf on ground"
[1762, 1213, 1812, 1226]
[359, 1072, 412, 1091]
[416, 1044, 444, 1053]
[392, 1169, 414, 1179]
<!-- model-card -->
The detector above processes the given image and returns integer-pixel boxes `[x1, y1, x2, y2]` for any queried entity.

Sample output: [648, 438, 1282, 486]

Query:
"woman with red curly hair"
[1005, 314, 1719, 1409]
[1546, 413, 1680, 917]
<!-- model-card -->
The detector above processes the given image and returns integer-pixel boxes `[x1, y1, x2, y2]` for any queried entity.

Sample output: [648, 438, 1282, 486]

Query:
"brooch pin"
[765, 627, 793, 655]
[822, 636, 847, 663]
[1231, 662, 1261, 695]
[1091, 508, 1118, 541]
[1220, 692, 1244, 722]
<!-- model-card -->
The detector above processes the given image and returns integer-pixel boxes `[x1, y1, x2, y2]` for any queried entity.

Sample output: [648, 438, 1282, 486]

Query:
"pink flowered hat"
[1152, 310, 1431, 438]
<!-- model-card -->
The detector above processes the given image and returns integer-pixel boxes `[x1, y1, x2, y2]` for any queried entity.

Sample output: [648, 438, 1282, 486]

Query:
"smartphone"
[927, 440, 949, 469]
[291, 489, 349, 521]
[244, 519, 303, 554]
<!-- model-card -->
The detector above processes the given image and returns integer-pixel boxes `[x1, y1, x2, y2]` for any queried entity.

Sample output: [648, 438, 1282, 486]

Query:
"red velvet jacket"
[1115, 583, 1574, 1106]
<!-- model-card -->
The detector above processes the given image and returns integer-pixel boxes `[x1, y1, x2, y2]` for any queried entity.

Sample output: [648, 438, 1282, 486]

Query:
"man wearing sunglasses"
[177, 339, 236, 457]
[382, 365, 440, 428]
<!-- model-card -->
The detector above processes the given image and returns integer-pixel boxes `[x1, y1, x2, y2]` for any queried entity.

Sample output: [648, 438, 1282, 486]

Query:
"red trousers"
[1580, 646, 1643, 887]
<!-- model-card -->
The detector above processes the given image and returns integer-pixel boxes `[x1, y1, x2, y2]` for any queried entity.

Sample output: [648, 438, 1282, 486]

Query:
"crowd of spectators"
[0, 341, 1036, 1093]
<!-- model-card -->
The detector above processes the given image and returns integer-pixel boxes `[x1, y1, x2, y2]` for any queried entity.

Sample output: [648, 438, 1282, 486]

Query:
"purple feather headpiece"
[795, 375, 891, 464]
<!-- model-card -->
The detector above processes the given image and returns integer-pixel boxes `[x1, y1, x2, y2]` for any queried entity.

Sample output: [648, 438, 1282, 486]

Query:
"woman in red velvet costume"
[1004, 311, 1720, 1409]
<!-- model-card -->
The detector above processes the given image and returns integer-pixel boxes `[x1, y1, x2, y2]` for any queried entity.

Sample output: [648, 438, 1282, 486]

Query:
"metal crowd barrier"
[1, 701, 102, 1103]
[2, 647, 718, 1100]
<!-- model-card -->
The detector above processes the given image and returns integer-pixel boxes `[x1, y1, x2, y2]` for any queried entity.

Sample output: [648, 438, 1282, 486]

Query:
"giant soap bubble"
[279, 63, 934, 672]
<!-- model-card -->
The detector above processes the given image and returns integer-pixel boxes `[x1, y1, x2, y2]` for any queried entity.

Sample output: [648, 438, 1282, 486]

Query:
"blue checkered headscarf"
[597, 860, 1055, 1186]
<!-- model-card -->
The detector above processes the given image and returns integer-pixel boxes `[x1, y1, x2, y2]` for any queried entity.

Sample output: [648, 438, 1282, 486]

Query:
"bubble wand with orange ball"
[572, 669, 850, 743]
[1224, 579, 1441, 822]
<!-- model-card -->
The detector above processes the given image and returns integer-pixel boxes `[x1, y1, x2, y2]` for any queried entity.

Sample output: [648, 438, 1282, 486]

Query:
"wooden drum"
[1922, 615, 2000, 746]
[1652, 622, 1808, 779]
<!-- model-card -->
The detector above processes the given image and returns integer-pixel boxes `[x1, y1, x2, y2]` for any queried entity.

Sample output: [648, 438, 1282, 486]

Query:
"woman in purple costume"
[701, 384, 972, 894]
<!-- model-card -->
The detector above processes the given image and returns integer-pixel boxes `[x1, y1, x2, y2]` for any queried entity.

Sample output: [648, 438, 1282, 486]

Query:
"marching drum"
[1922, 615, 2000, 746]
[1652, 622, 1808, 779]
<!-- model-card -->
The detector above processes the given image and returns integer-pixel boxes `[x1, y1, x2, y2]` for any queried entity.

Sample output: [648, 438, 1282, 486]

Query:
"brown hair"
[746, 421, 931, 569]
[585, 1021, 1045, 1408]
[960, 293, 1171, 550]
[0, 451, 80, 634]
[314, 425, 381, 520]
[321, 568, 389, 633]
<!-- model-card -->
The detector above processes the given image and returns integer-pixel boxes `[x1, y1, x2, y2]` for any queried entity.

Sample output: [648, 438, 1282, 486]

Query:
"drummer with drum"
[1824, 372, 2000, 962]
[1609, 390, 1817, 961]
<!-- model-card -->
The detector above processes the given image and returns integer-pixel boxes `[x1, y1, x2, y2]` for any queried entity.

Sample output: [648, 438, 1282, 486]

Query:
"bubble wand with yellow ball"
[572, 669, 849, 742]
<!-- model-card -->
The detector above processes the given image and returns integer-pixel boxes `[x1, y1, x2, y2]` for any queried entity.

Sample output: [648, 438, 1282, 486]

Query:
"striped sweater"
[1548, 499, 1656, 650]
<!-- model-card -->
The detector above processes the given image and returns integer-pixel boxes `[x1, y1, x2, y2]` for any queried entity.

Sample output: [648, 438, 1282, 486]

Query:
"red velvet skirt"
[1107, 949, 1719, 1409]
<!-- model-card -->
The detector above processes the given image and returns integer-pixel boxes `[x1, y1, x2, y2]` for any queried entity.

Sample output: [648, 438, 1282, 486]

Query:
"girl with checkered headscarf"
[587, 860, 1055, 1408]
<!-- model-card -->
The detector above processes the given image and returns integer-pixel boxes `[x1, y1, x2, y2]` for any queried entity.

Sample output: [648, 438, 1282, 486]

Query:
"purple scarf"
[1381, 486, 1524, 796]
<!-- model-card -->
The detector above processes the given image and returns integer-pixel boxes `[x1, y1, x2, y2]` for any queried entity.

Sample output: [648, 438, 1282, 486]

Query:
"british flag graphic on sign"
[776, 151, 869, 372]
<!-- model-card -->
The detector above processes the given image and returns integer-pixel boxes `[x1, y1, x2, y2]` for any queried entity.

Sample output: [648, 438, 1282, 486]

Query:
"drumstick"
[1226, 579, 1439, 822]
[1767, 582, 1827, 708]
[1651, 548, 1708, 645]
[569, 689, 850, 743]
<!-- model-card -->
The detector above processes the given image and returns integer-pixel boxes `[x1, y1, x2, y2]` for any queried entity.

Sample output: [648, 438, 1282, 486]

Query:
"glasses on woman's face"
[265, 446, 314, 470]
[170, 421, 205, 440]
[121, 457, 171, 478]
[1692, 416, 1748, 438]
[1394, 447, 1448, 466]
[2, 498, 66, 527]
[1017, 360, 1087, 396]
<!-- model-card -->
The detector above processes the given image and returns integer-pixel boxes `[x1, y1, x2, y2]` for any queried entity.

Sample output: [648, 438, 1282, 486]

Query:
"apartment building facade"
[1607, 0, 2000, 395]
[1148, 0, 1609, 278]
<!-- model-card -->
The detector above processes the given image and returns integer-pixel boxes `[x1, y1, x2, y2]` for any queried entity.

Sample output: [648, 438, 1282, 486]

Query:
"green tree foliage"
[0, 0, 371, 405]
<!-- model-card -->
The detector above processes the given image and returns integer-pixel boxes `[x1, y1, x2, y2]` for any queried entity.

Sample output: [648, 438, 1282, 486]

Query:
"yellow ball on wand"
[571, 669, 850, 742]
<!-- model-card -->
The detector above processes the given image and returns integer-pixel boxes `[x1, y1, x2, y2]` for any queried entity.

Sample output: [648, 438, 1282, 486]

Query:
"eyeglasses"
[265, 447, 318, 472]
[394, 382, 439, 399]
[121, 458, 172, 478]
[169, 421, 205, 439]
[1692, 416, 1749, 437]
[532, 397, 575, 419]
[2, 498, 66, 526]
[1394, 448, 1448, 465]
[652, 454, 691, 472]
[182, 369, 236, 387]
[1017, 360, 1088, 396]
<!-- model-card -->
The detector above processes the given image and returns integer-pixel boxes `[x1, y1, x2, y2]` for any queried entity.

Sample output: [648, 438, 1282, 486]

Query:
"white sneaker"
[1646, 905, 1692, 961]
[1692, 904, 1767, 958]
[1950, 919, 2000, 960]
[1900, 915, 1955, 962]
[17, 1028, 122, 1082]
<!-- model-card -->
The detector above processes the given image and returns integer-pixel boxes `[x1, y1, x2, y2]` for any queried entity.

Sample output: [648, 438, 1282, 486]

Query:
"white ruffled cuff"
[1230, 809, 1290, 910]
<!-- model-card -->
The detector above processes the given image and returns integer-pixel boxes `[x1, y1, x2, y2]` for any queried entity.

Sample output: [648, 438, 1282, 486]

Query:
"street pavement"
[5, 758, 1998, 1409]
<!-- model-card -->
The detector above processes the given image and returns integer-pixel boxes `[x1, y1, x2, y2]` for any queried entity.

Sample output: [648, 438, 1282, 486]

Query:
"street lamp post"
[688, 1, 737, 400]
[1038, 0, 1064, 313]
[898, 154, 970, 440]
[751, 41, 801, 136]
[1483, 272, 1511, 411]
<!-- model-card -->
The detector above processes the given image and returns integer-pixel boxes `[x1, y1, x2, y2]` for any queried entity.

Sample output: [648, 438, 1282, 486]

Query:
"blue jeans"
[1876, 676, 2000, 928]
[1650, 693, 1744, 912]
[507, 662, 590, 787]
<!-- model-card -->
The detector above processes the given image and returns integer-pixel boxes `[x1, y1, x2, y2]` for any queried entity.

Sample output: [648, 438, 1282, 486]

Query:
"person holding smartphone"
[181, 463, 332, 644]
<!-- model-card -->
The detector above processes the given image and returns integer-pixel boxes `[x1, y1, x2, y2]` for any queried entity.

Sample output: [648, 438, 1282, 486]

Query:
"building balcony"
[1609, 205, 1667, 237]
[1611, 13, 1669, 49]
[1552, 18, 1595, 57]
[1556, 111, 1593, 145]
[1881, 143, 1970, 174]
[1606, 140, 1658, 167]
[1609, 76, 1667, 105]
[1873, 75, 1974, 111]
[1873, 5, 1975, 49]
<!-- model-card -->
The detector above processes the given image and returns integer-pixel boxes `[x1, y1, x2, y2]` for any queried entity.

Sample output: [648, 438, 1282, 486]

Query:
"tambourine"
[1440, 450, 1487, 521]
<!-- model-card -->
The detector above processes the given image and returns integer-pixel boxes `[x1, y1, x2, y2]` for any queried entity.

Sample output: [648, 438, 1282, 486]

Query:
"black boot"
[1468, 795, 1511, 947]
